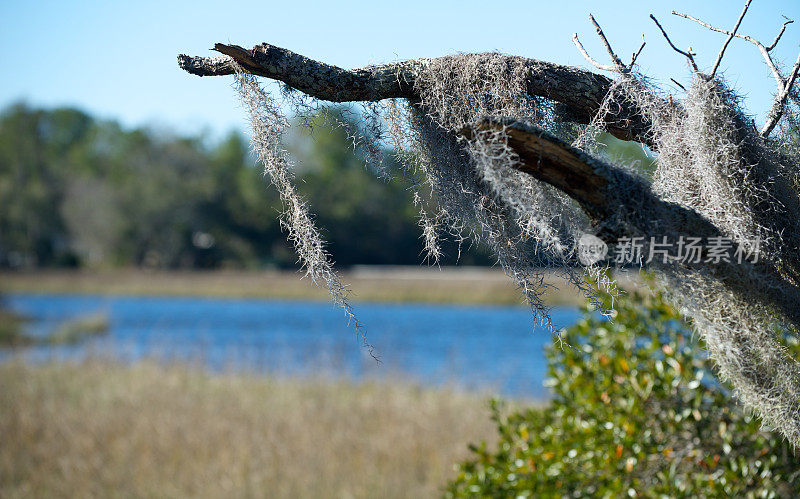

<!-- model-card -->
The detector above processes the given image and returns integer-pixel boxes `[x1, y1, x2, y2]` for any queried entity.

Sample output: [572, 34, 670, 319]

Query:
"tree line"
[0, 103, 499, 269]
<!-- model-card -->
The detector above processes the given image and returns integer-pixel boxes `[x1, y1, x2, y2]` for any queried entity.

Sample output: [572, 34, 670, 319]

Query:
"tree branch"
[767, 16, 794, 51]
[672, 10, 785, 86]
[671, 9, 800, 137]
[464, 118, 800, 329]
[571, 33, 617, 72]
[572, 15, 645, 74]
[650, 14, 701, 74]
[589, 14, 626, 71]
[762, 51, 800, 137]
[630, 35, 647, 68]
[178, 54, 237, 77]
[178, 43, 654, 145]
[710, 0, 751, 79]
[465, 118, 610, 220]
[180, 43, 418, 102]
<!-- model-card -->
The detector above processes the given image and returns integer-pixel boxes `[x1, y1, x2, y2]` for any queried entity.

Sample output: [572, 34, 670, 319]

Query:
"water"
[3, 294, 581, 398]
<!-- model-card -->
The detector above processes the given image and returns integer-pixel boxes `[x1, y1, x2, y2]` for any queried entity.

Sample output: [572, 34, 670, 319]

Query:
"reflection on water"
[4, 294, 580, 398]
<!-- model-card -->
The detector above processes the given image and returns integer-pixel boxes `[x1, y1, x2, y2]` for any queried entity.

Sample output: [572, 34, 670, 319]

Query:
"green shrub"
[447, 282, 800, 497]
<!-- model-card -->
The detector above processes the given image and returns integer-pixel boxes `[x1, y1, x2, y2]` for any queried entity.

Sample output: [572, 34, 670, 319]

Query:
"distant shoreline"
[0, 266, 595, 306]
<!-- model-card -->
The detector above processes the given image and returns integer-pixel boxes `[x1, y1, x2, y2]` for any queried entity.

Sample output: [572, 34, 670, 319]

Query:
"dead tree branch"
[463, 118, 610, 220]
[571, 34, 617, 72]
[178, 43, 654, 145]
[649, 14, 701, 73]
[767, 16, 794, 51]
[672, 10, 787, 85]
[710, 0, 751, 79]
[672, 8, 800, 136]
[630, 35, 647, 68]
[589, 14, 626, 71]
[465, 118, 800, 332]
[572, 15, 645, 74]
[179, 43, 418, 101]
[763, 53, 800, 137]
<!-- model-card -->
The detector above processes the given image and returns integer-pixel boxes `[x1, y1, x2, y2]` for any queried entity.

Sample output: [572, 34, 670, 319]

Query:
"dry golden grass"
[0, 360, 501, 498]
[0, 266, 589, 306]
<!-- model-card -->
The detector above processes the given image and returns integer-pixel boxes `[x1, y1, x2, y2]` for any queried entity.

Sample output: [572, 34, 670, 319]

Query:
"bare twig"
[573, 15, 644, 74]
[571, 33, 617, 72]
[710, 0, 752, 79]
[589, 14, 626, 71]
[650, 14, 701, 73]
[767, 16, 794, 52]
[670, 78, 687, 92]
[671, 8, 800, 137]
[763, 51, 800, 137]
[630, 35, 646, 68]
[672, 10, 784, 86]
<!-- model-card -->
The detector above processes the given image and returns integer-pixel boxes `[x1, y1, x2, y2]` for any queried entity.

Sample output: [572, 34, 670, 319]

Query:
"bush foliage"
[447, 281, 800, 497]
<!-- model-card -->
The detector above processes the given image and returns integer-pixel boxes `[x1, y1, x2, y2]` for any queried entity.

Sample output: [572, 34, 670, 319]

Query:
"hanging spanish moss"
[222, 13, 800, 444]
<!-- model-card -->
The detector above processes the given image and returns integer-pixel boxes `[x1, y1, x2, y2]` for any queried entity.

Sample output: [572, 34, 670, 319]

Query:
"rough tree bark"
[178, 43, 651, 144]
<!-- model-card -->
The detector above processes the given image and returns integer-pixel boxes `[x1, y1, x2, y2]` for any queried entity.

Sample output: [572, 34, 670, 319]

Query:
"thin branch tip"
[572, 32, 617, 72]
[709, 0, 751, 79]
[574, 15, 632, 73]
[767, 17, 795, 51]
[588, 14, 625, 70]
[670, 78, 687, 91]
[630, 35, 646, 68]
[650, 14, 700, 73]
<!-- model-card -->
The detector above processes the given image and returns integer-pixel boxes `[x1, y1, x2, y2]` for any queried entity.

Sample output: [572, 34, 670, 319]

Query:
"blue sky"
[2, 0, 798, 141]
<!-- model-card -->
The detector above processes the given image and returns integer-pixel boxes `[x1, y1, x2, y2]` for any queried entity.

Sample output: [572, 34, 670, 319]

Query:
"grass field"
[0, 266, 643, 306]
[0, 360, 504, 498]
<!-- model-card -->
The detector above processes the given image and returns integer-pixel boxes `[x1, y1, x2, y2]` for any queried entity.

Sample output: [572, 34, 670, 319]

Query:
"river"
[4, 294, 582, 398]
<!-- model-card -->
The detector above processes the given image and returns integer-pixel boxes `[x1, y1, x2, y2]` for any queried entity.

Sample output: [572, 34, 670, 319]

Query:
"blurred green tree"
[0, 105, 79, 266]
[0, 104, 493, 269]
